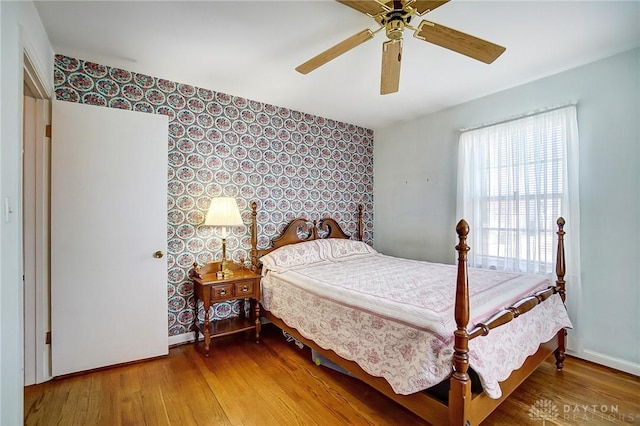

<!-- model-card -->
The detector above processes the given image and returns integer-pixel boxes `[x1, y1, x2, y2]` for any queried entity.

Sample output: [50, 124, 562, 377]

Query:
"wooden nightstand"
[189, 261, 261, 357]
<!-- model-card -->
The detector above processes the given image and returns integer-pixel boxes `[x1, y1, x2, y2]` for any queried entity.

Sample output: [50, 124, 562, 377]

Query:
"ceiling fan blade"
[414, 20, 506, 64]
[296, 29, 375, 75]
[336, 0, 388, 16]
[380, 39, 402, 95]
[411, 1, 450, 16]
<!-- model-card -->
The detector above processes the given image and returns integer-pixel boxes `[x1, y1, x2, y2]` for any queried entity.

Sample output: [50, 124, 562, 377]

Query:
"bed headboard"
[249, 202, 363, 271]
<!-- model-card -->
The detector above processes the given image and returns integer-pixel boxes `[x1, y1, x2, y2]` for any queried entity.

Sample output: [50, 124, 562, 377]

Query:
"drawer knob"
[242, 285, 249, 292]
[219, 289, 227, 296]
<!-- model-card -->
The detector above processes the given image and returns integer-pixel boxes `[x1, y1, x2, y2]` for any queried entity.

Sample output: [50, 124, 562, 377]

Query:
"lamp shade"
[204, 197, 243, 227]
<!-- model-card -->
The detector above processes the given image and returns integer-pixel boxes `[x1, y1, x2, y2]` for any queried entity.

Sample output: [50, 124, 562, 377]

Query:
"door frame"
[23, 51, 52, 385]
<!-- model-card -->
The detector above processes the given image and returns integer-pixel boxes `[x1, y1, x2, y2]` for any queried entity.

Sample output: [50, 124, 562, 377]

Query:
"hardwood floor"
[25, 324, 640, 425]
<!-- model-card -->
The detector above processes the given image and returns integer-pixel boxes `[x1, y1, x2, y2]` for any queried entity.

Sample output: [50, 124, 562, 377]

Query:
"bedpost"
[250, 201, 258, 272]
[555, 217, 567, 371]
[450, 219, 472, 426]
[357, 204, 363, 241]
[555, 217, 566, 303]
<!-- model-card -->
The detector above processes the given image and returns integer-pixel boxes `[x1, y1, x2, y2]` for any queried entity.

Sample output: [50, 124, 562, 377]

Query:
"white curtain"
[457, 105, 582, 347]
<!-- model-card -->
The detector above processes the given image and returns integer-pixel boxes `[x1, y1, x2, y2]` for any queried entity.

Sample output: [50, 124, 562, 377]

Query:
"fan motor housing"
[386, 18, 405, 40]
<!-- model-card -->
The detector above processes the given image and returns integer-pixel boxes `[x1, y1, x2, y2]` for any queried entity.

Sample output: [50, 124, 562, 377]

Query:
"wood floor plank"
[161, 347, 231, 425]
[240, 341, 378, 425]
[190, 342, 287, 425]
[25, 324, 640, 425]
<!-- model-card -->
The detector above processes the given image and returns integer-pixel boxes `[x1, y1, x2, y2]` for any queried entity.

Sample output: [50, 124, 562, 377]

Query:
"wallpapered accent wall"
[54, 55, 374, 336]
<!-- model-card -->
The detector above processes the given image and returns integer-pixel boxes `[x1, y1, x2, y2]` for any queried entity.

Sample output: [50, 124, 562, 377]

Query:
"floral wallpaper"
[54, 54, 374, 336]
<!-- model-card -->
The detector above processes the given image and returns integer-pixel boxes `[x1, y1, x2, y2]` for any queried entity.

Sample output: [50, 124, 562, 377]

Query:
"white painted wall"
[374, 48, 640, 375]
[0, 1, 53, 424]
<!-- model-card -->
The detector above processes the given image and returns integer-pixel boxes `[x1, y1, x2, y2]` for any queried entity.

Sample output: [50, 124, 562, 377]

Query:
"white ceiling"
[35, 0, 640, 129]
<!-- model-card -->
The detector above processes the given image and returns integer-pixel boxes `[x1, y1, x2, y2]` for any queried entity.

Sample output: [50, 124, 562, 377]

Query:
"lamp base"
[221, 258, 234, 278]
[220, 236, 234, 278]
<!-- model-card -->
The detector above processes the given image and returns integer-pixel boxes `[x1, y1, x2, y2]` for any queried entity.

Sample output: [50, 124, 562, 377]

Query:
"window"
[457, 105, 580, 275]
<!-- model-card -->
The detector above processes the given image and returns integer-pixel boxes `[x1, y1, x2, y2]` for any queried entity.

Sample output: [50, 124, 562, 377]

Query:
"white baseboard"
[168, 331, 200, 347]
[581, 350, 640, 376]
[567, 347, 640, 377]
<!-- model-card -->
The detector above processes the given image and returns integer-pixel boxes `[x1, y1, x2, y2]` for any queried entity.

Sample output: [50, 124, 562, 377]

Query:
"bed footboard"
[450, 217, 568, 425]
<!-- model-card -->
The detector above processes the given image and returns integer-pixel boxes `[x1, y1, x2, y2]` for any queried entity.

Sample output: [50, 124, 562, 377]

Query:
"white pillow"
[321, 238, 377, 260]
[260, 240, 330, 273]
[260, 239, 378, 272]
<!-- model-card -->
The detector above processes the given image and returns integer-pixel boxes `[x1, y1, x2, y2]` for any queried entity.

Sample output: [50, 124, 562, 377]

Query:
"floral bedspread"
[261, 253, 572, 399]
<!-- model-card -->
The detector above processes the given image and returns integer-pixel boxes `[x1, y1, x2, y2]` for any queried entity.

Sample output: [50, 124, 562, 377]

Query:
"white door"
[51, 100, 168, 376]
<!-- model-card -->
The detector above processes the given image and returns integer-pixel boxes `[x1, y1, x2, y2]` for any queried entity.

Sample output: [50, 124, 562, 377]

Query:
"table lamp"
[205, 197, 243, 277]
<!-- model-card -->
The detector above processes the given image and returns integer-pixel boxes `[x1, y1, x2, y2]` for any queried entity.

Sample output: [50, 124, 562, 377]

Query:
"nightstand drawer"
[234, 280, 255, 296]
[211, 284, 234, 301]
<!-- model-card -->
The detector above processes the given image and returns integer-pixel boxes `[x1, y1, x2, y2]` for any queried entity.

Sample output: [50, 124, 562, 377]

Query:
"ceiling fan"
[295, 0, 506, 95]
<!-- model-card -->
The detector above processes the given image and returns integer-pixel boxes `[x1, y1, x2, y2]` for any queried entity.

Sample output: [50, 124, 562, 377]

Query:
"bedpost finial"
[557, 217, 565, 228]
[456, 220, 469, 237]
[251, 201, 257, 212]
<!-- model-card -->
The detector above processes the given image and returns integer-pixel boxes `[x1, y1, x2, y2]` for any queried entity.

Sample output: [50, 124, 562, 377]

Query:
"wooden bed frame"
[249, 201, 567, 426]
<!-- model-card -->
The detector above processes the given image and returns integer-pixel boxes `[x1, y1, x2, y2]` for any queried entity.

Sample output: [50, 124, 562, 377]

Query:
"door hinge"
[45, 124, 51, 138]
[45, 331, 51, 345]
